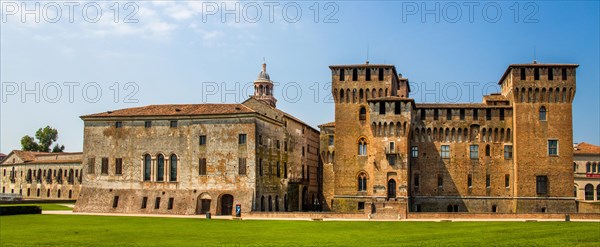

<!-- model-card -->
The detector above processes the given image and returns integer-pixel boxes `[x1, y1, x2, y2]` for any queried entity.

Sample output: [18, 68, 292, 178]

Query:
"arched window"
[260, 196, 265, 211]
[359, 107, 367, 121]
[144, 154, 151, 181]
[358, 173, 367, 191]
[593, 163, 597, 173]
[586, 162, 591, 173]
[597, 185, 600, 201]
[268, 195, 273, 211]
[485, 145, 491, 156]
[339, 90, 344, 103]
[358, 138, 367, 156]
[156, 154, 165, 181]
[574, 186, 578, 198]
[539, 106, 547, 121]
[170, 154, 177, 182]
[585, 184, 594, 200]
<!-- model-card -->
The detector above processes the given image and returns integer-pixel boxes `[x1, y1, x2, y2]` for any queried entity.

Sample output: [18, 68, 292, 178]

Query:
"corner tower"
[252, 63, 277, 108]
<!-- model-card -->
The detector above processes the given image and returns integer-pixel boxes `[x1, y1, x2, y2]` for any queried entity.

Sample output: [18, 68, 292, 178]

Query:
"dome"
[256, 63, 271, 81]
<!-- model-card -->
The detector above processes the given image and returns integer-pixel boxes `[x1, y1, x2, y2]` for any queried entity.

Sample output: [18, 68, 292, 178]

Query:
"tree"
[20, 126, 65, 152]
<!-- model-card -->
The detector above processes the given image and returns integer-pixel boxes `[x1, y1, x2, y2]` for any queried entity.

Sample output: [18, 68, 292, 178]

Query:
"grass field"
[1, 215, 598, 246]
[0, 203, 73, 211]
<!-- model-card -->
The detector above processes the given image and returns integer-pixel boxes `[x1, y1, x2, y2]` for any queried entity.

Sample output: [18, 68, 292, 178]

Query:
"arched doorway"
[196, 193, 212, 214]
[302, 187, 308, 211]
[387, 179, 396, 200]
[219, 194, 233, 215]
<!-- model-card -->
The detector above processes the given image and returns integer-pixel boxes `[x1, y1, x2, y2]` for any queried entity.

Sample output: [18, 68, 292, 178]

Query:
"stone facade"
[573, 142, 600, 202]
[321, 62, 579, 215]
[0, 150, 83, 200]
[74, 64, 321, 215]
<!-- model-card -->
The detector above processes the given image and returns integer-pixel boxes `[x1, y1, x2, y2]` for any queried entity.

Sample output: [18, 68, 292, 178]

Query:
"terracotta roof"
[81, 104, 255, 118]
[415, 103, 512, 109]
[12, 150, 45, 162]
[483, 94, 509, 101]
[318, 122, 335, 128]
[2, 150, 83, 165]
[574, 142, 600, 155]
[498, 63, 579, 85]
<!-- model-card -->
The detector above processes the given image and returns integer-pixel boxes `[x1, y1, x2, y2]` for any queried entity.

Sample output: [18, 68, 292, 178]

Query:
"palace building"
[74, 64, 321, 215]
[321, 62, 579, 215]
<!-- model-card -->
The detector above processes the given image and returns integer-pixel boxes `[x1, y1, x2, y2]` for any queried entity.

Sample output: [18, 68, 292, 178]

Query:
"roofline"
[497, 63, 579, 85]
[415, 103, 512, 109]
[80, 111, 256, 120]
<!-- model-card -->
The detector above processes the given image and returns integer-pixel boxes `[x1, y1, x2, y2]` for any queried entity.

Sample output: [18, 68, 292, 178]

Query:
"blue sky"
[1, 1, 599, 153]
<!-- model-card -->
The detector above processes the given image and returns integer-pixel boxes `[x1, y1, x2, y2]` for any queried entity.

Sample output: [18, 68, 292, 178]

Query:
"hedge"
[0, 206, 42, 216]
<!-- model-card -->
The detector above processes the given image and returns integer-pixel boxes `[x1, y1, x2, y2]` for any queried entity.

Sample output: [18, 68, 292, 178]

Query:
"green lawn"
[1, 203, 73, 211]
[1, 215, 598, 246]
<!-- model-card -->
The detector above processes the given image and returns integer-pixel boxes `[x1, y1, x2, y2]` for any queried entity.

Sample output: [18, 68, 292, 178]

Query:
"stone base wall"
[577, 201, 600, 213]
[411, 197, 576, 213]
[407, 212, 600, 220]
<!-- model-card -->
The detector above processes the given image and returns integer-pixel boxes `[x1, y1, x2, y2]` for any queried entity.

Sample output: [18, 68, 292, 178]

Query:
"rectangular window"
[115, 121, 122, 128]
[115, 158, 122, 175]
[468, 174, 472, 188]
[144, 121, 152, 128]
[473, 109, 478, 120]
[358, 202, 365, 210]
[199, 135, 206, 145]
[387, 155, 395, 166]
[379, 102, 385, 114]
[199, 158, 207, 175]
[536, 176, 548, 195]
[470, 145, 479, 159]
[389, 142, 395, 152]
[505, 174, 510, 188]
[486, 109, 492, 120]
[548, 68, 554, 80]
[155, 197, 161, 209]
[259, 159, 263, 176]
[534, 67, 540, 80]
[441, 145, 450, 159]
[238, 134, 247, 145]
[238, 158, 246, 175]
[378, 68, 384, 81]
[352, 68, 358, 81]
[259, 135, 263, 145]
[170, 120, 177, 128]
[460, 109, 465, 120]
[101, 157, 109, 175]
[365, 68, 371, 81]
[420, 109, 426, 120]
[284, 162, 288, 178]
[414, 174, 420, 187]
[168, 198, 174, 210]
[548, 140, 558, 155]
[112, 196, 119, 208]
[520, 68, 526, 80]
[504, 145, 513, 159]
[562, 68, 567, 80]
[302, 147, 305, 156]
[141, 197, 148, 209]
[276, 161, 281, 177]
[499, 109, 504, 120]
[87, 158, 95, 174]
[394, 102, 401, 114]
[411, 146, 418, 158]
[276, 140, 280, 149]
[339, 69, 345, 81]
[284, 141, 288, 151]
[434, 109, 439, 120]
[438, 175, 443, 188]
[486, 175, 491, 188]
[446, 109, 452, 120]
[328, 135, 334, 146]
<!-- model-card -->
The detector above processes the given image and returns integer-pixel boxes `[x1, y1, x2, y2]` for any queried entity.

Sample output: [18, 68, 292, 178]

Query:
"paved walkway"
[41, 210, 600, 222]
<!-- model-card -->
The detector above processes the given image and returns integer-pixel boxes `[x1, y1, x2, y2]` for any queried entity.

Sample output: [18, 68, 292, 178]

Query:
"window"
[584, 184, 594, 200]
[473, 109, 478, 120]
[329, 135, 334, 146]
[470, 145, 479, 159]
[548, 68, 554, 80]
[468, 174, 472, 188]
[170, 120, 177, 128]
[420, 109, 426, 120]
[411, 146, 418, 158]
[199, 158, 207, 176]
[284, 163, 287, 178]
[414, 174, 420, 187]
[115, 158, 122, 175]
[259, 135, 263, 145]
[520, 68, 526, 80]
[446, 109, 452, 120]
[534, 68, 540, 80]
[358, 173, 367, 191]
[486, 109, 491, 120]
[358, 202, 365, 210]
[440, 145, 450, 159]
[339, 69, 345, 81]
[504, 145, 513, 159]
[379, 102, 385, 114]
[358, 138, 367, 156]
[168, 198, 174, 210]
[387, 155, 395, 166]
[276, 140, 280, 149]
[536, 176, 548, 195]
[170, 154, 177, 182]
[87, 158, 95, 174]
[144, 154, 151, 181]
[438, 175, 443, 188]
[548, 140, 558, 155]
[352, 68, 358, 81]
[239, 158, 246, 175]
[378, 68, 384, 80]
[199, 135, 206, 145]
[539, 106, 547, 121]
[433, 109, 439, 120]
[155, 197, 161, 209]
[259, 159, 263, 176]
[486, 175, 491, 188]
[144, 121, 152, 128]
[238, 134, 247, 145]
[395, 102, 401, 114]
[460, 109, 465, 120]
[115, 121, 123, 128]
[156, 154, 164, 181]
[284, 141, 288, 151]
[141, 197, 148, 209]
[112, 196, 119, 208]
[499, 109, 504, 120]
[276, 162, 281, 177]
[485, 145, 491, 156]
[366, 68, 371, 81]
[302, 147, 305, 156]
[101, 158, 109, 175]
[505, 174, 510, 188]
[561, 68, 567, 80]
[359, 107, 367, 120]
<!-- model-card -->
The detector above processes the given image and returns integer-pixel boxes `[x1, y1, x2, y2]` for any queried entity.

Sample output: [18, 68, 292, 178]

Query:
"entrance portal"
[220, 194, 233, 215]
[387, 179, 396, 200]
